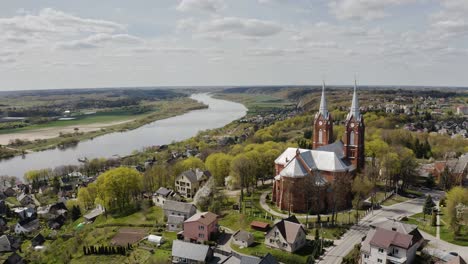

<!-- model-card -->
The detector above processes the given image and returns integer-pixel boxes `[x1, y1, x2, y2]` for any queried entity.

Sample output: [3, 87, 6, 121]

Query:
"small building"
[183, 212, 218, 243]
[83, 204, 105, 222]
[175, 169, 211, 198]
[264, 215, 307, 253]
[13, 207, 36, 220]
[15, 218, 40, 234]
[4, 252, 25, 264]
[167, 215, 185, 231]
[147, 234, 164, 246]
[163, 200, 196, 219]
[232, 230, 254, 248]
[17, 193, 34, 206]
[3, 188, 16, 197]
[152, 187, 180, 207]
[0, 235, 20, 252]
[37, 202, 68, 219]
[222, 253, 279, 264]
[251, 221, 270, 231]
[31, 234, 46, 247]
[171, 240, 213, 264]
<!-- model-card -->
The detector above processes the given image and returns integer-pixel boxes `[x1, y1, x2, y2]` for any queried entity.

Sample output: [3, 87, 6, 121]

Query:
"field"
[111, 228, 148, 246]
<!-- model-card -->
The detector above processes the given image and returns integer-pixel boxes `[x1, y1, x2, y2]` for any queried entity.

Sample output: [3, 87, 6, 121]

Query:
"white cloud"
[329, 0, 415, 21]
[176, 0, 225, 13]
[245, 48, 305, 57]
[430, 0, 468, 37]
[182, 17, 283, 39]
[55, 33, 142, 50]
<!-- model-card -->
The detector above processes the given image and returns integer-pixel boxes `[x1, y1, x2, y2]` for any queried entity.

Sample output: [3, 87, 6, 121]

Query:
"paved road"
[318, 189, 447, 264]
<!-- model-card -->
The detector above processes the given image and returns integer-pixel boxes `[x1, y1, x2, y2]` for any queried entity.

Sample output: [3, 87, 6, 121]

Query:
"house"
[3, 188, 16, 197]
[16, 193, 34, 206]
[370, 219, 424, 249]
[175, 169, 211, 198]
[13, 207, 36, 220]
[0, 235, 20, 252]
[361, 227, 420, 264]
[171, 240, 213, 264]
[37, 202, 68, 219]
[4, 252, 25, 264]
[222, 253, 279, 264]
[15, 218, 40, 234]
[0, 200, 9, 215]
[163, 200, 197, 218]
[264, 215, 307, 253]
[183, 212, 218, 243]
[152, 187, 180, 207]
[167, 215, 185, 232]
[48, 215, 66, 230]
[0, 216, 7, 232]
[83, 204, 105, 222]
[232, 230, 254, 248]
[31, 233, 45, 247]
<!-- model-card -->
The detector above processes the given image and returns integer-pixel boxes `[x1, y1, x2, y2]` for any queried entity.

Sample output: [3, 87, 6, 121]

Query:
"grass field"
[214, 93, 293, 115]
[381, 195, 411, 206]
[404, 212, 437, 237]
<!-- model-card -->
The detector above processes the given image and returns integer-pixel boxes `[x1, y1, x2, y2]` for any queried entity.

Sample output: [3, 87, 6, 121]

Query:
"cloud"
[181, 17, 283, 39]
[0, 8, 125, 39]
[55, 33, 143, 50]
[329, 0, 415, 21]
[245, 48, 305, 57]
[430, 0, 468, 37]
[176, 0, 225, 13]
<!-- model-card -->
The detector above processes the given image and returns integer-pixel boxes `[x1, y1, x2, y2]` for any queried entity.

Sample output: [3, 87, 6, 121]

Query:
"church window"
[349, 131, 355, 146]
[318, 129, 323, 144]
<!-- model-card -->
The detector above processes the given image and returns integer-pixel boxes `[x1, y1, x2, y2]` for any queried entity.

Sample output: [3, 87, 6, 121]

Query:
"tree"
[205, 153, 233, 186]
[425, 174, 435, 188]
[94, 167, 143, 212]
[431, 211, 437, 227]
[71, 205, 81, 221]
[230, 154, 256, 211]
[446, 187, 468, 235]
[180, 157, 205, 171]
[352, 175, 373, 222]
[423, 195, 435, 220]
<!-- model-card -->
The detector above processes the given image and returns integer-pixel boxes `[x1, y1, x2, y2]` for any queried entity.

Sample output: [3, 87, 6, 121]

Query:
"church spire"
[349, 78, 360, 120]
[319, 80, 328, 118]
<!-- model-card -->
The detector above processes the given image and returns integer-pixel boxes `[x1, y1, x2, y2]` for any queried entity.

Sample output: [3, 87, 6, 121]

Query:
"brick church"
[272, 82, 365, 213]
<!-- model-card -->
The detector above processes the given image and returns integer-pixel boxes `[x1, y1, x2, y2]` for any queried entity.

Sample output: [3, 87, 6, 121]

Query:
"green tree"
[180, 157, 205, 170]
[230, 154, 256, 211]
[423, 195, 435, 220]
[205, 153, 233, 186]
[352, 175, 374, 222]
[446, 187, 468, 235]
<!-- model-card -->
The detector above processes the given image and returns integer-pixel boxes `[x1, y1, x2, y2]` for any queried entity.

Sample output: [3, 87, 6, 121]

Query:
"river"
[0, 94, 247, 179]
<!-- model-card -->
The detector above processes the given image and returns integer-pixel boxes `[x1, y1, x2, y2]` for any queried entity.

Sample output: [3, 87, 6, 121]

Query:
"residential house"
[171, 240, 213, 264]
[0, 235, 20, 252]
[453, 153, 468, 186]
[232, 230, 254, 248]
[361, 220, 424, 264]
[15, 218, 40, 234]
[17, 193, 34, 206]
[0, 200, 9, 215]
[3, 188, 16, 197]
[83, 204, 105, 222]
[183, 212, 218, 243]
[163, 200, 196, 231]
[175, 169, 211, 198]
[13, 207, 36, 221]
[221, 253, 278, 264]
[4, 252, 25, 264]
[37, 202, 68, 219]
[48, 215, 66, 230]
[264, 215, 307, 253]
[152, 187, 180, 207]
[0, 216, 7, 232]
[31, 234, 46, 247]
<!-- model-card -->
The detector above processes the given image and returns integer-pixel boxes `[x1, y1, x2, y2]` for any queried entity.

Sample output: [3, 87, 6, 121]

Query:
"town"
[0, 84, 467, 264]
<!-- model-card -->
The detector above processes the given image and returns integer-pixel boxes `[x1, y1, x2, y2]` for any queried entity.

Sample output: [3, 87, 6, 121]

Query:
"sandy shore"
[0, 120, 134, 145]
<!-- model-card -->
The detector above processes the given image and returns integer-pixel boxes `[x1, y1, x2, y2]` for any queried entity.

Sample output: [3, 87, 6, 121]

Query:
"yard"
[403, 212, 437, 237]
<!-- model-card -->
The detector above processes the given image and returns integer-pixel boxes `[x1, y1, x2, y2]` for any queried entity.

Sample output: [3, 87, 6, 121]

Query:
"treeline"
[82, 244, 131, 256]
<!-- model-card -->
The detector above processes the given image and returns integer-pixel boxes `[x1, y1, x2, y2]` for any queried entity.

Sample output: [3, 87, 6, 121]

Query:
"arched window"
[349, 131, 355, 146]
[318, 129, 323, 144]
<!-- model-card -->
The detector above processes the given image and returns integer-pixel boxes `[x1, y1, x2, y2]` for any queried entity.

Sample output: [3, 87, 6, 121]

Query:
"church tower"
[312, 81, 333, 149]
[343, 80, 365, 171]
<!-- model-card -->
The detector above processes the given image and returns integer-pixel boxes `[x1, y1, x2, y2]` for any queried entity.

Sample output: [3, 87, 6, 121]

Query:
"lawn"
[404, 212, 437, 237]
[95, 206, 165, 227]
[381, 195, 411, 206]
[439, 208, 468, 246]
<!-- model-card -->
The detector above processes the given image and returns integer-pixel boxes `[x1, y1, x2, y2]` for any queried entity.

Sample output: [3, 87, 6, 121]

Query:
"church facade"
[272, 82, 365, 213]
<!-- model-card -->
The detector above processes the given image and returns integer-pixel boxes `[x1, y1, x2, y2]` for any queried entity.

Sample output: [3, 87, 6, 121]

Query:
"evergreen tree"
[423, 195, 435, 219]
[431, 211, 437, 227]
[71, 205, 82, 221]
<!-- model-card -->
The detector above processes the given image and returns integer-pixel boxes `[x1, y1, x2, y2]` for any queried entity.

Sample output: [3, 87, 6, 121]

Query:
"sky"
[0, 0, 468, 90]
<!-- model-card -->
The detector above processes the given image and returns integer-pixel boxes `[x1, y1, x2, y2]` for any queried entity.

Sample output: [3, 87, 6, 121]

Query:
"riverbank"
[0, 97, 207, 159]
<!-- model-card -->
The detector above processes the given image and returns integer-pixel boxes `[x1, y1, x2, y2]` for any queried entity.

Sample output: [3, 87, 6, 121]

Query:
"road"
[318, 189, 447, 264]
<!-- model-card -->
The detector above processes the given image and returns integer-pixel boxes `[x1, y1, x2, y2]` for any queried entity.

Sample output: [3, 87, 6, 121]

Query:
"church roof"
[318, 81, 329, 119]
[347, 79, 361, 121]
[276, 146, 354, 175]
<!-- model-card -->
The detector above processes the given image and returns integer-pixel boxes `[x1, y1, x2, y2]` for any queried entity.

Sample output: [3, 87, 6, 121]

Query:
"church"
[272, 82, 365, 213]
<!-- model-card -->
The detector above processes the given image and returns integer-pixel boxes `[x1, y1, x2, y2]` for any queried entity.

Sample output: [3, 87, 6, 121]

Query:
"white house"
[15, 219, 40, 234]
[152, 187, 180, 207]
[175, 169, 211, 198]
[361, 220, 424, 264]
[264, 215, 307, 253]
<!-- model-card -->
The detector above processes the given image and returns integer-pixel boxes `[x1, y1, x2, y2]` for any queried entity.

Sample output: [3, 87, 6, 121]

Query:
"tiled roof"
[233, 230, 253, 242]
[172, 240, 210, 261]
[185, 211, 218, 225]
[369, 228, 413, 250]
